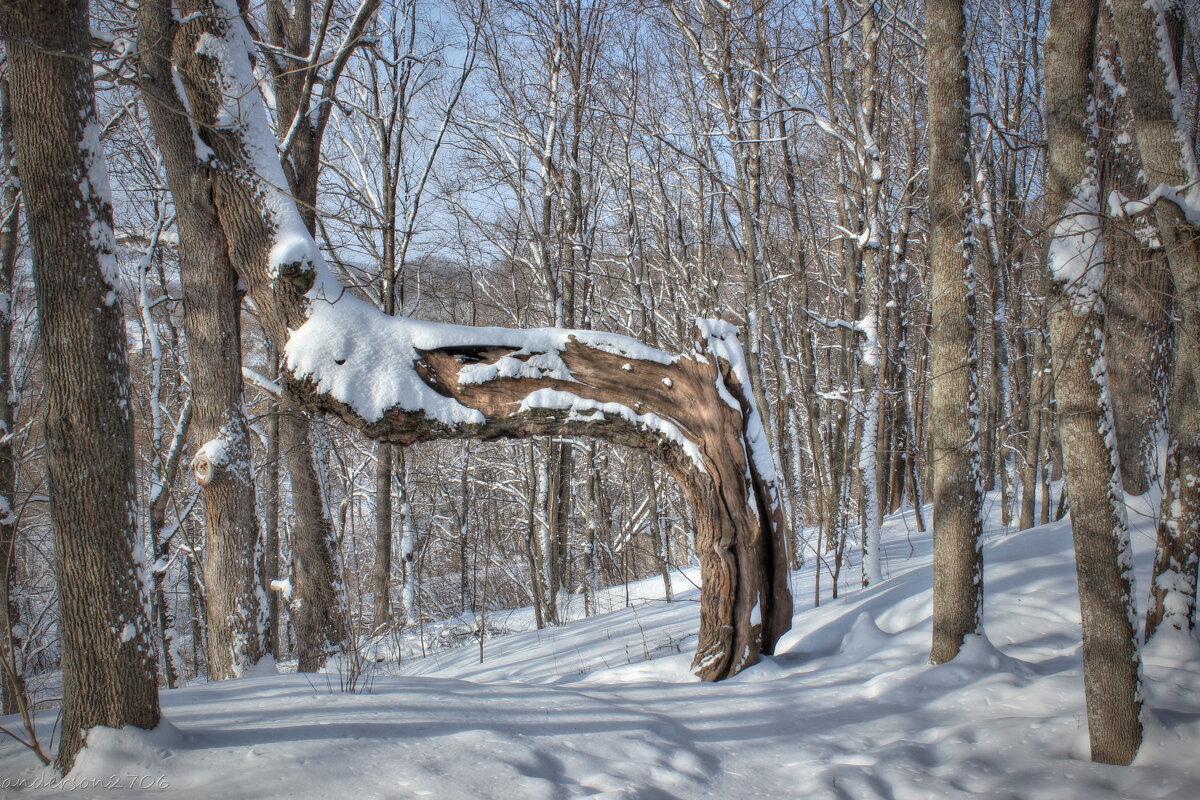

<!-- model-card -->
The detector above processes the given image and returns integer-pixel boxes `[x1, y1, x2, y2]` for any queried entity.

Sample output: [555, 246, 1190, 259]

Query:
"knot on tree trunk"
[191, 435, 235, 487]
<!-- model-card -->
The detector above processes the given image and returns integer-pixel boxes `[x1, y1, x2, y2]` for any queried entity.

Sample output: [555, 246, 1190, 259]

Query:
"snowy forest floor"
[2, 494, 1200, 799]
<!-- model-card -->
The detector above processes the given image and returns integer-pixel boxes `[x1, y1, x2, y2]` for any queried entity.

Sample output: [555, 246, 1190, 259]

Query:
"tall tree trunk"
[148, 399, 192, 689]
[263, 343, 282, 658]
[0, 0, 161, 772]
[280, 411, 346, 672]
[258, 0, 376, 666]
[139, 0, 265, 681]
[1096, 5, 1173, 498]
[582, 443, 602, 616]
[524, 441, 546, 630]
[397, 450, 418, 628]
[643, 456, 673, 602]
[927, 0, 985, 665]
[1019, 328, 1047, 530]
[0, 76, 23, 715]
[1044, 0, 1143, 765]
[186, 270, 264, 680]
[372, 441, 393, 631]
[1110, 0, 1200, 642]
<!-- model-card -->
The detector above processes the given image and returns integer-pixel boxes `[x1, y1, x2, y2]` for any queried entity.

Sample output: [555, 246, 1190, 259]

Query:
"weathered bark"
[138, 0, 265, 681]
[927, 0, 985, 665]
[1096, 6, 1173, 498]
[0, 0, 160, 772]
[1044, 0, 1143, 765]
[280, 410, 345, 672]
[1110, 0, 1200, 641]
[1104, 256, 1172, 496]
[295, 326, 791, 680]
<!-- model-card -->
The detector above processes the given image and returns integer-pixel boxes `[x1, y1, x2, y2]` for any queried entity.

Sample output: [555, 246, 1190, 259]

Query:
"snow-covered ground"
[3, 495, 1199, 799]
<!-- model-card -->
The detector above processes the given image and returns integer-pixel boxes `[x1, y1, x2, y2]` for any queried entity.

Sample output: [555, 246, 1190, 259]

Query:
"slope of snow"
[2, 499, 1199, 799]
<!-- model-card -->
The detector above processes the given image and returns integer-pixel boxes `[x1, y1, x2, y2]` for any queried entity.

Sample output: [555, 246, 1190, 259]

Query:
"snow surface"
[2, 496, 1199, 798]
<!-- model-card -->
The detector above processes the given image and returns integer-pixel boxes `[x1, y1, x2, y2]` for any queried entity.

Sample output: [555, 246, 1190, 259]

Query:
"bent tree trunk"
[169, 0, 792, 679]
[287, 317, 794, 680]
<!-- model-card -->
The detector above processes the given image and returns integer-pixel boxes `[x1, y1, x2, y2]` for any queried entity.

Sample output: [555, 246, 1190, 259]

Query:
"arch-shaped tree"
[161, 0, 792, 681]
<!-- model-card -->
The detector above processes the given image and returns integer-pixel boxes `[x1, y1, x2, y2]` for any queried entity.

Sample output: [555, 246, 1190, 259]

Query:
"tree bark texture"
[280, 410, 346, 672]
[0, 0, 161, 772]
[138, 0, 266, 680]
[1045, 0, 1143, 765]
[285, 325, 794, 681]
[926, 0, 985, 665]
[1109, 0, 1200, 641]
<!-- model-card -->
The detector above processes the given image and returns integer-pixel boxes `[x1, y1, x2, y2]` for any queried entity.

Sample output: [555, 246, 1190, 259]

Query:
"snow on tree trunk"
[283, 315, 794, 680]
[147, 397, 192, 690]
[926, 0, 985, 666]
[858, 386, 883, 587]
[0, 0, 161, 773]
[139, 0, 266, 681]
[398, 470, 419, 629]
[1044, 0, 1144, 765]
[1108, 0, 1200, 642]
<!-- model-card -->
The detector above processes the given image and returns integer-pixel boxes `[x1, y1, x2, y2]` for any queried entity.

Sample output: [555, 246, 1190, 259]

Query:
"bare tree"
[1043, 0, 1143, 765]
[138, 0, 267, 680]
[927, 0, 985, 665]
[0, 73, 25, 716]
[1110, 0, 1200, 642]
[256, 0, 381, 669]
[0, 0, 160, 772]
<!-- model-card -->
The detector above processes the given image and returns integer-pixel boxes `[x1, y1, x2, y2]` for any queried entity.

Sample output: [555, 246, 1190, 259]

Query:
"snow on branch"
[1107, 180, 1200, 227]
